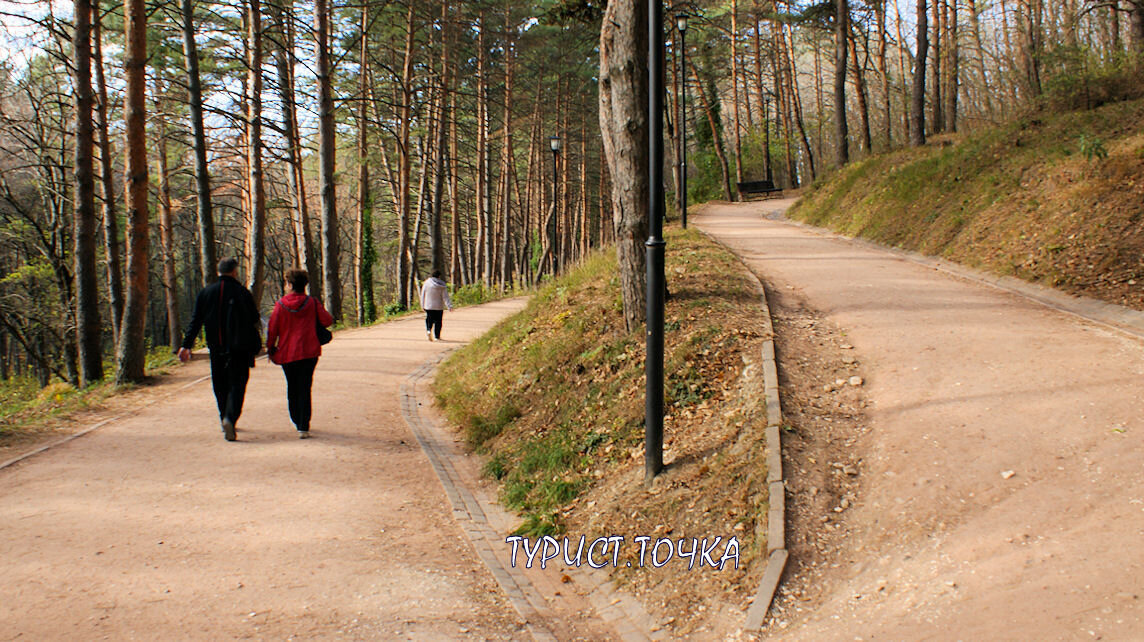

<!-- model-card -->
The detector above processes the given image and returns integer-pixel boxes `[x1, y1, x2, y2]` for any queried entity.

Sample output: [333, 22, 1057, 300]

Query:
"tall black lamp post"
[550, 135, 561, 274]
[645, 0, 666, 482]
[676, 13, 689, 229]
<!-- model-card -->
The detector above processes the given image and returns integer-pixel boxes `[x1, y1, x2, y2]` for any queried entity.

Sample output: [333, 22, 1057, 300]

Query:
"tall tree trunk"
[154, 87, 180, 353]
[181, 0, 216, 287]
[93, 0, 123, 344]
[943, 0, 959, 132]
[498, 13, 515, 287]
[894, 0, 913, 138]
[850, 35, 872, 155]
[115, 0, 149, 384]
[598, 0, 648, 331]
[316, 0, 341, 319]
[968, 0, 994, 120]
[448, 90, 468, 285]
[931, 0, 944, 133]
[356, 3, 375, 324]
[430, 0, 450, 279]
[875, 0, 893, 150]
[245, 0, 267, 305]
[268, 0, 319, 297]
[911, 0, 929, 146]
[73, 0, 102, 384]
[835, 0, 850, 166]
[783, 23, 816, 183]
[730, 0, 745, 187]
[395, 5, 415, 308]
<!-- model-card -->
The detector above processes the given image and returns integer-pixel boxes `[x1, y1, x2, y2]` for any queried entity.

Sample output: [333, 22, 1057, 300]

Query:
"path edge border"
[401, 352, 665, 642]
[695, 228, 788, 632]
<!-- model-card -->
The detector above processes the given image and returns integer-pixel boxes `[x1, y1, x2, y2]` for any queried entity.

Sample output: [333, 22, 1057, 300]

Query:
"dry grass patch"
[434, 227, 773, 635]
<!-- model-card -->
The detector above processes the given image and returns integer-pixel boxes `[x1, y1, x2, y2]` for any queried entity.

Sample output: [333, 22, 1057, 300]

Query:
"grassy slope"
[790, 99, 1144, 309]
[435, 227, 773, 632]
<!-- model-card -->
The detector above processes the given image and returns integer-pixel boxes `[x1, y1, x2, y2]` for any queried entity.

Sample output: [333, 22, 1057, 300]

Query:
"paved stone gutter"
[402, 353, 665, 641]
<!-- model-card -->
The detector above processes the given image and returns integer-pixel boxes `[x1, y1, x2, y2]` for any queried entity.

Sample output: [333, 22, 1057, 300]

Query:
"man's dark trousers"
[210, 350, 251, 425]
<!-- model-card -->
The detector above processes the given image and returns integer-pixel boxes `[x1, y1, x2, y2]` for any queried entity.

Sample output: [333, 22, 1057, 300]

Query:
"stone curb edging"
[399, 356, 555, 642]
[694, 229, 789, 632]
[401, 353, 665, 642]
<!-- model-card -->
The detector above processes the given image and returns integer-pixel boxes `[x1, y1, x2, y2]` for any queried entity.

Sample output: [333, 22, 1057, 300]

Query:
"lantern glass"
[550, 136, 561, 152]
[676, 14, 688, 33]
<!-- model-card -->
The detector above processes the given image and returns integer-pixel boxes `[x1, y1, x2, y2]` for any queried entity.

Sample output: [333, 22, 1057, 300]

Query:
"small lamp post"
[676, 13, 689, 229]
[549, 135, 561, 274]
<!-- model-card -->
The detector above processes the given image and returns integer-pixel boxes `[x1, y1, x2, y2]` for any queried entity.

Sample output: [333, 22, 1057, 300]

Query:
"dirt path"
[0, 301, 535, 640]
[696, 200, 1144, 639]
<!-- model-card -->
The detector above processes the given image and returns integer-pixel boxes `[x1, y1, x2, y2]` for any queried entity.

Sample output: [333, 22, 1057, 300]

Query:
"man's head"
[217, 257, 239, 277]
[285, 268, 309, 294]
[431, 270, 442, 280]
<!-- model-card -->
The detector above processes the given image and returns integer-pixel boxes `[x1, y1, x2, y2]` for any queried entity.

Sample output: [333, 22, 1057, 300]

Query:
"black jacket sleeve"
[180, 286, 211, 351]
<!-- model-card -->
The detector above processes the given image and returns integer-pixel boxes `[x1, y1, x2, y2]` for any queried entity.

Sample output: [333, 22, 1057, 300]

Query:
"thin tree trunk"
[850, 35, 872, 155]
[692, 63, 733, 200]
[944, 0, 959, 132]
[154, 87, 180, 353]
[932, 0, 944, 133]
[115, 0, 149, 384]
[730, 0, 744, 187]
[835, 0, 850, 166]
[181, 0, 216, 287]
[73, 0, 102, 384]
[431, 1, 450, 278]
[968, 0, 994, 120]
[875, 0, 893, 149]
[93, 0, 123, 344]
[912, 0, 930, 146]
[499, 15, 515, 287]
[356, 3, 374, 325]
[474, 11, 489, 286]
[395, 5, 415, 308]
[317, 0, 341, 319]
[269, 0, 319, 297]
[245, 0, 267, 305]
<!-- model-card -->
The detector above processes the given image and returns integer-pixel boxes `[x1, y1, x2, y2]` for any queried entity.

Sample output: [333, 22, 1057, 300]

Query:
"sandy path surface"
[696, 200, 1144, 640]
[0, 300, 531, 640]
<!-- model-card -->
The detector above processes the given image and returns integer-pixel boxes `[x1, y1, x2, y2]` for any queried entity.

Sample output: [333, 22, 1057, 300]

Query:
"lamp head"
[549, 136, 561, 153]
[676, 14, 688, 33]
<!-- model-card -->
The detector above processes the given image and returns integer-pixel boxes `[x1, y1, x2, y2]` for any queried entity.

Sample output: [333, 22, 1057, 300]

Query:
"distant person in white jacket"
[419, 271, 453, 341]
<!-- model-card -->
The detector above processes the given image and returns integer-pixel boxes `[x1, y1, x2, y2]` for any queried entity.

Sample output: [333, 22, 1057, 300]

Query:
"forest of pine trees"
[0, 0, 1140, 388]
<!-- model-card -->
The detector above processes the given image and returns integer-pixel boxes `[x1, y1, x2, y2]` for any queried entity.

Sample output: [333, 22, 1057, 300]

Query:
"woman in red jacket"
[266, 269, 335, 438]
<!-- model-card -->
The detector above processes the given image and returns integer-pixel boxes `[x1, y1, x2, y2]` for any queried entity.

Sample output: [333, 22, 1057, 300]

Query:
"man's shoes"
[426, 330, 433, 342]
[298, 430, 311, 439]
[222, 418, 236, 442]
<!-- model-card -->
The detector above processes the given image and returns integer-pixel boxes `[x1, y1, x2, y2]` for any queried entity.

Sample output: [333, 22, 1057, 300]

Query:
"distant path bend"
[696, 199, 1144, 639]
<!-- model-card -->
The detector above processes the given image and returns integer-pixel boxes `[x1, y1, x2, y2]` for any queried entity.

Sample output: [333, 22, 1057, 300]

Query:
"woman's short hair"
[285, 268, 308, 293]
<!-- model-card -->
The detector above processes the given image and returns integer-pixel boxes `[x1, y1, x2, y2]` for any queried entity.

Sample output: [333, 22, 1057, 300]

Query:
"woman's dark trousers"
[282, 357, 319, 432]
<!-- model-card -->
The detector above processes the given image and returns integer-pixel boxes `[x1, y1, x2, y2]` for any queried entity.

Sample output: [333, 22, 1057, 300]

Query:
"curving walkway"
[0, 301, 533, 639]
[696, 199, 1144, 639]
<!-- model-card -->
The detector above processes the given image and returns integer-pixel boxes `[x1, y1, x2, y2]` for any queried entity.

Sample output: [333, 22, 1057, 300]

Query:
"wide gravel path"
[696, 199, 1144, 639]
[1, 300, 530, 639]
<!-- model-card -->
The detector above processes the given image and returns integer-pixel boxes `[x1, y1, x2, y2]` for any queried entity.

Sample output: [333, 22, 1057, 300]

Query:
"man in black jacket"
[178, 258, 263, 441]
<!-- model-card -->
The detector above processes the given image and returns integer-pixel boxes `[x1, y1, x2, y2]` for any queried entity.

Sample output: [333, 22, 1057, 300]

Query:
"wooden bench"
[736, 179, 783, 201]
